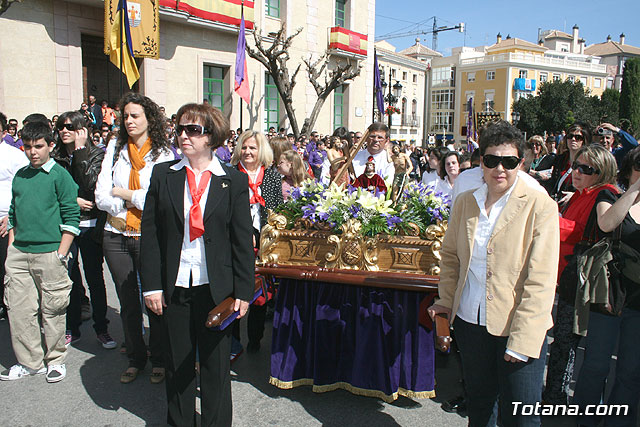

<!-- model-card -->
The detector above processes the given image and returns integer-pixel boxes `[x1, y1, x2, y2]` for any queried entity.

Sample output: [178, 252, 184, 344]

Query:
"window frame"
[264, 73, 280, 132]
[203, 64, 225, 112]
[265, 0, 280, 18]
[333, 85, 344, 130]
[486, 70, 495, 81]
[335, 0, 346, 27]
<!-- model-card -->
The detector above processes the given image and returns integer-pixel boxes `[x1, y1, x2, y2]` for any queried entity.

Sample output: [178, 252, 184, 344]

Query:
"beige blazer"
[438, 178, 560, 359]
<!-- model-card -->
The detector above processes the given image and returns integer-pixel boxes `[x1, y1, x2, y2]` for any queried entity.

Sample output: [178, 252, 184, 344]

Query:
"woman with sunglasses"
[95, 92, 174, 384]
[527, 135, 555, 185]
[52, 111, 115, 349]
[572, 146, 640, 426]
[141, 103, 254, 426]
[230, 130, 283, 357]
[429, 120, 559, 426]
[548, 123, 592, 201]
[543, 144, 619, 406]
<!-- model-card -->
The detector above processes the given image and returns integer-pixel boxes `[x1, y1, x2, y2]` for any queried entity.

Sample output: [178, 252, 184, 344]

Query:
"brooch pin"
[222, 182, 228, 188]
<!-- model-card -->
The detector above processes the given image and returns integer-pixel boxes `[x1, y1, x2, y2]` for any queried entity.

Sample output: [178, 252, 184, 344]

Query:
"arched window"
[412, 99, 418, 118]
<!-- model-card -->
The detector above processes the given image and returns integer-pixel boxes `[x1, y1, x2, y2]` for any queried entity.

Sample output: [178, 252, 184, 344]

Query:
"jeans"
[0, 232, 7, 308]
[454, 317, 548, 427]
[573, 308, 640, 427]
[103, 231, 164, 369]
[66, 226, 109, 335]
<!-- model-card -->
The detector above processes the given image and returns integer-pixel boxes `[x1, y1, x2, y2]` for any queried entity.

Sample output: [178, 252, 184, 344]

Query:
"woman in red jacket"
[543, 144, 619, 405]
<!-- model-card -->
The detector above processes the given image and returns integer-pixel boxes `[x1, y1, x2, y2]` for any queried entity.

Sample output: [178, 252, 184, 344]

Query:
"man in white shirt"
[0, 112, 29, 320]
[351, 122, 395, 180]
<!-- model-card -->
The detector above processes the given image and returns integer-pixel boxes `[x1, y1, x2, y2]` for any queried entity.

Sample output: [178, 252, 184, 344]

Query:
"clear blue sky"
[375, 1, 639, 56]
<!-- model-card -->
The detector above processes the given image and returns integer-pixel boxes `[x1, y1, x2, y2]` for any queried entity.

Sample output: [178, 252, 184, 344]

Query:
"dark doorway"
[81, 34, 139, 108]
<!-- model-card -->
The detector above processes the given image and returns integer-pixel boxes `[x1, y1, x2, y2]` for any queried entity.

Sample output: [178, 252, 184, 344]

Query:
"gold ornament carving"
[258, 211, 287, 265]
[325, 219, 378, 271]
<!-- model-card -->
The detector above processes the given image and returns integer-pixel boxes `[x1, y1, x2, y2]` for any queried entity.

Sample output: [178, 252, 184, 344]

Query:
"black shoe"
[442, 396, 466, 413]
[246, 341, 261, 353]
[0, 306, 7, 320]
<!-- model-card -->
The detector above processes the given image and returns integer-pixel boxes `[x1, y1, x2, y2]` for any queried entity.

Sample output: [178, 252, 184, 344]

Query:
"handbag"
[573, 198, 640, 317]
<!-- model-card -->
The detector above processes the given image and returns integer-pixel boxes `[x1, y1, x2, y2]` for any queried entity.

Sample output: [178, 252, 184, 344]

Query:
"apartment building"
[375, 39, 439, 144]
[427, 26, 609, 144]
[585, 33, 640, 90]
[0, 0, 376, 134]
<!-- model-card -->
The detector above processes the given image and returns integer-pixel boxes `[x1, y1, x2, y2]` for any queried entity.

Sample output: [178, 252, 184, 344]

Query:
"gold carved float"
[258, 211, 447, 276]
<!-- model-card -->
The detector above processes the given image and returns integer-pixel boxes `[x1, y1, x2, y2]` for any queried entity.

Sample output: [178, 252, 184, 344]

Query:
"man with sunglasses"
[429, 120, 559, 426]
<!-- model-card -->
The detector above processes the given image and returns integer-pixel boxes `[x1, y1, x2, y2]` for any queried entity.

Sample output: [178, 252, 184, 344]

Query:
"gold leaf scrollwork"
[425, 220, 447, 275]
[258, 210, 287, 265]
[325, 219, 378, 271]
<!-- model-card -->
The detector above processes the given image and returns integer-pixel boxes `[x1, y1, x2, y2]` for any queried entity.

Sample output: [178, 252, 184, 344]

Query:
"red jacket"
[558, 183, 619, 279]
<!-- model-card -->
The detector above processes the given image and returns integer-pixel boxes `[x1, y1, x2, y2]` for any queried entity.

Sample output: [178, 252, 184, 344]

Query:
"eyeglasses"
[482, 154, 522, 170]
[567, 133, 584, 142]
[176, 124, 209, 137]
[572, 161, 600, 175]
[57, 123, 75, 131]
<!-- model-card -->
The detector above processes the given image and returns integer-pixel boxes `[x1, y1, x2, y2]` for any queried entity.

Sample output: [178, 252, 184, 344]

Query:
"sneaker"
[0, 364, 46, 381]
[46, 364, 66, 383]
[81, 303, 92, 321]
[96, 333, 117, 349]
[65, 331, 81, 347]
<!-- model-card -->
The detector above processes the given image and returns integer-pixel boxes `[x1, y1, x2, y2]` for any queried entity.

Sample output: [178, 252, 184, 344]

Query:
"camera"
[597, 127, 613, 136]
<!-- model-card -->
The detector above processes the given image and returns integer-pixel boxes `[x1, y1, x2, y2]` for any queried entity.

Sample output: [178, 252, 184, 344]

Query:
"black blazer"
[140, 158, 255, 305]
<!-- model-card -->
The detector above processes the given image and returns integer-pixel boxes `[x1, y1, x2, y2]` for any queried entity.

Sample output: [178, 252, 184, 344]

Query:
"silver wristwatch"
[58, 252, 71, 268]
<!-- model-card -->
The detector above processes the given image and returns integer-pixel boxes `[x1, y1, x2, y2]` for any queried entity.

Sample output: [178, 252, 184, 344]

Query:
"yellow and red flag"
[106, 0, 140, 88]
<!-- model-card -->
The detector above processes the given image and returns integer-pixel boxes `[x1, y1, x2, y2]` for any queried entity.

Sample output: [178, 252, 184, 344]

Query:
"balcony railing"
[401, 114, 421, 127]
[460, 52, 607, 73]
[328, 27, 368, 59]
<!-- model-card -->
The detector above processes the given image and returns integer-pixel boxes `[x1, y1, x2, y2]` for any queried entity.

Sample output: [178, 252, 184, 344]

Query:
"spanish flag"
[109, 0, 140, 88]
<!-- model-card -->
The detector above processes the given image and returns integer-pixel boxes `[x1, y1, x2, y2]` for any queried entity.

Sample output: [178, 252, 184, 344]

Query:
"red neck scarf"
[185, 168, 212, 241]
[238, 163, 265, 206]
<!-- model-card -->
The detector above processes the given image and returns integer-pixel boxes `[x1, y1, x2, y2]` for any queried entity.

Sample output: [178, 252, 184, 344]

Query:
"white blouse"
[95, 139, 174, 236]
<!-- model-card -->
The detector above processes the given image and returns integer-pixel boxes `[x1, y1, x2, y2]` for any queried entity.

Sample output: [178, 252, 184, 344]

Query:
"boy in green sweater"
[1, 122, 80, 383]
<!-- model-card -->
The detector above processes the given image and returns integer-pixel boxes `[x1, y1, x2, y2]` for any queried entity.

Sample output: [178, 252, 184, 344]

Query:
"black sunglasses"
[482, 154, 522, 170]
[567, 133, 584, 142]
[572, 161, 600, 175]
[176, 124, 209, 137]
[57, 123, 75, 131]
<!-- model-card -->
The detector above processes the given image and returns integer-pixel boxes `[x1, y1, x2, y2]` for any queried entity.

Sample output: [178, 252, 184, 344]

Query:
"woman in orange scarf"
[95, 92, 175, 384]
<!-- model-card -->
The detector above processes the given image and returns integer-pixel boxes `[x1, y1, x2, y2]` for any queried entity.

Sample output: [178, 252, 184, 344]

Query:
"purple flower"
[346, 185, 357, 195]
[290, 187, 302, 200]
[302, 204, 317, 219]
[318, 211, 330, 221]
[349, 205, 361, 217]
[385, 215, 402, 229]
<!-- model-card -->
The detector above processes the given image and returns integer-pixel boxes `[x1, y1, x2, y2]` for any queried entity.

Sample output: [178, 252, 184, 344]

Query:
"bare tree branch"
[0, 0, 23, 16]
[246, 21, 362, 138]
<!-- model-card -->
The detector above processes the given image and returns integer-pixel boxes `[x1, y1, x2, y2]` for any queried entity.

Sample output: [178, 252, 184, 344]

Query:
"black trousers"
[66, 226, 110, 335]
[103, 231, 164, 369]
[163, 285, 232, 427]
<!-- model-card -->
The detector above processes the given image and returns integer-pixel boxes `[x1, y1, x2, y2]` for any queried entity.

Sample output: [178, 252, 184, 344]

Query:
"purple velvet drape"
[270, 278, 436, 401]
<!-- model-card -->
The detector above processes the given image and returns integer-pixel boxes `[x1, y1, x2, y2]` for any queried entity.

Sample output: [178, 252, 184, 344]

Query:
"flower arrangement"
[275, 180, 450, 238]
[384, 106, 401, 116]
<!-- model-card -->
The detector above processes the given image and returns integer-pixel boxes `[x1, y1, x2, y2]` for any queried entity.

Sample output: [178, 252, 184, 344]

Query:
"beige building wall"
[0, 0, 375, 135]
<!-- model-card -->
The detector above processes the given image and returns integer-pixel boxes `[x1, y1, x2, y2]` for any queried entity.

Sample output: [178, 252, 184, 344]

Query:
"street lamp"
[511, 110, 521, 125]
[380, 68, 403, 129]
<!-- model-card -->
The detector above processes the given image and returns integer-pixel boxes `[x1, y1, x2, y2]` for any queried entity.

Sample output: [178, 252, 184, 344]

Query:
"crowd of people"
[1, 91, 640, 426]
